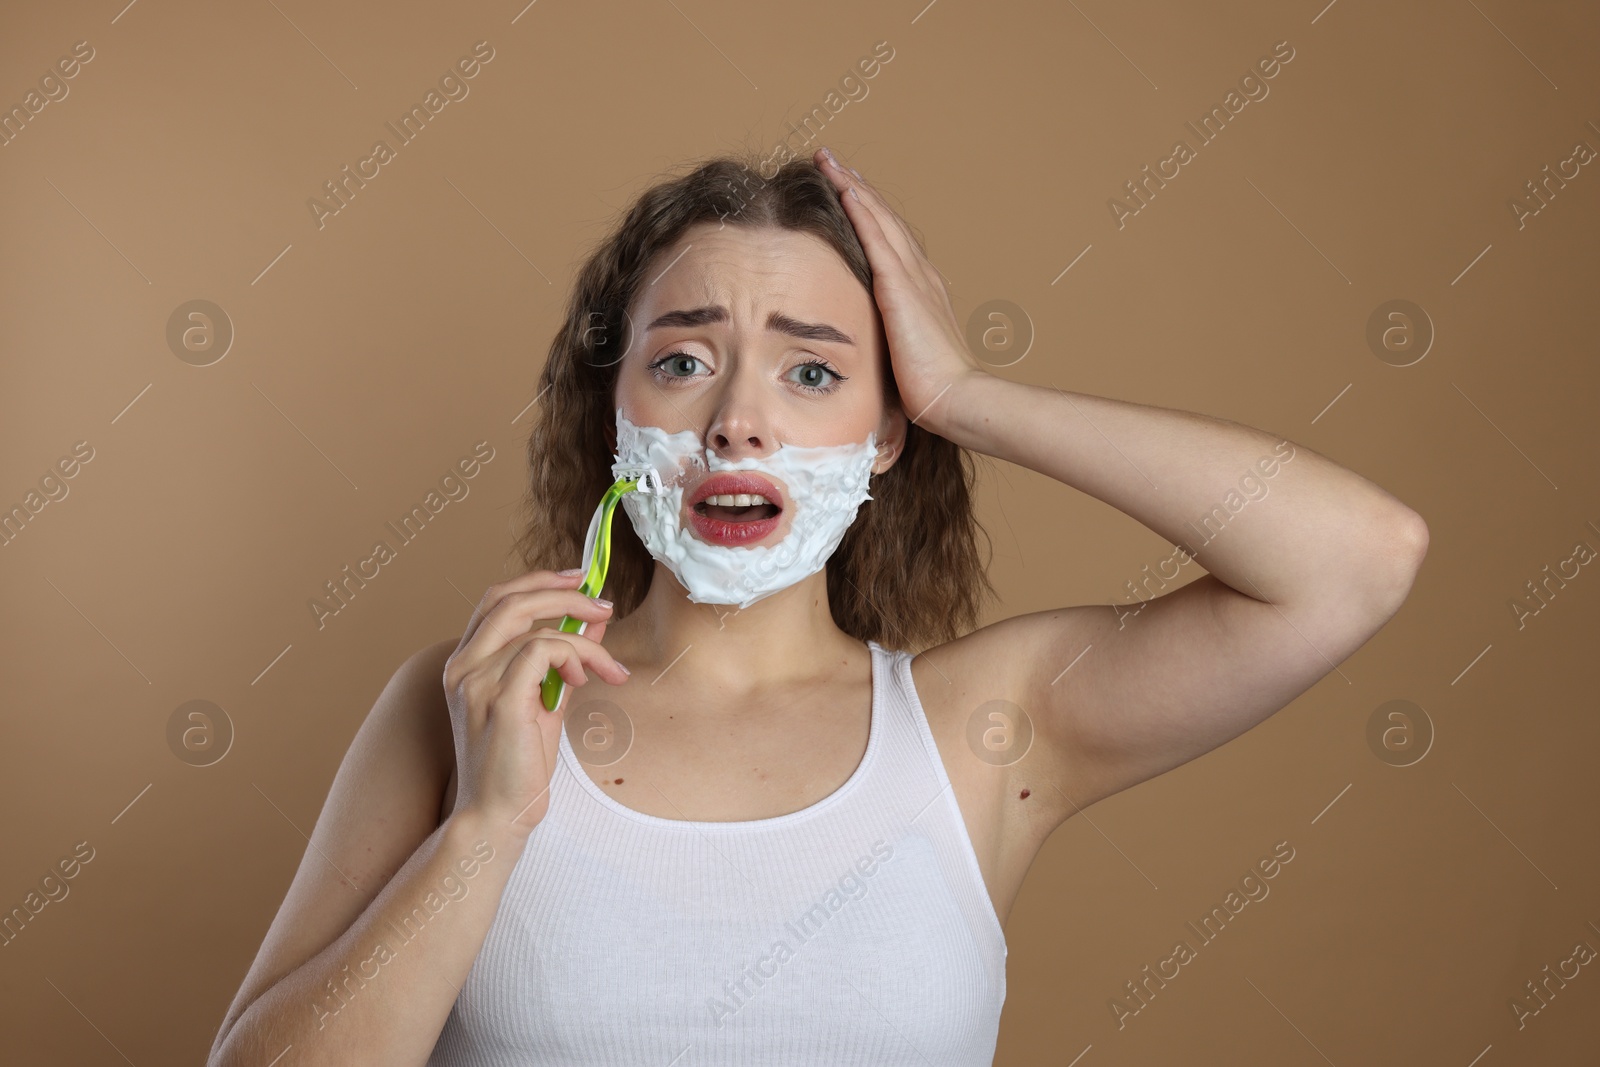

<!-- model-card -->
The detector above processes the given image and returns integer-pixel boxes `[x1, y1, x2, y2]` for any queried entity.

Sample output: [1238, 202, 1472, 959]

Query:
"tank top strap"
[864, 638, 1007, 953]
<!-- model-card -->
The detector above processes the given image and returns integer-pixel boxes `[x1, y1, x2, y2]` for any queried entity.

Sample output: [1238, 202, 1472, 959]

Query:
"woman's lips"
[685, 471, 787, 546]
[686, 502, 782, 546]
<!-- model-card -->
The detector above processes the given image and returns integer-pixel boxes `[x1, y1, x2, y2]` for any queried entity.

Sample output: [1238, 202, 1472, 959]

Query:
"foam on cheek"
[611, 408, 876, 609]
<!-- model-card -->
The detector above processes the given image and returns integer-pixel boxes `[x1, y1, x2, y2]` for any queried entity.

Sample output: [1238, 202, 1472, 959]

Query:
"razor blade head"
[614, 466, 666, 495]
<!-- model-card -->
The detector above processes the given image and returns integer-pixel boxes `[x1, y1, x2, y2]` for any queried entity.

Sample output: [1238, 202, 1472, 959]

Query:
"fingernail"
[849, 185, 862, 202]
[596, 598, 613, 609]
[822, 146, 840, 168]
[850, 167, 862, 179]
[558, 567, 583, 576]
[617, 662, 631, 676]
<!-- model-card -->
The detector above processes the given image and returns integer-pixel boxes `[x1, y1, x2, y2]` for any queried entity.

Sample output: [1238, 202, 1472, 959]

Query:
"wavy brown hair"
[507, 153, 996, 653]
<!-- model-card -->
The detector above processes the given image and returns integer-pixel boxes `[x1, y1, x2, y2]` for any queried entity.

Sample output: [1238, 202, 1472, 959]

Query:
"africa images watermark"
[307, 441, 497, 630]
[681, 37, 898, 242]
[0, 39, 96, 148]
[1, 841, 97, 949]
[1107, 39, 1297, 230]
[0, 440, 96, 550]
[306, 41, 497, 230]
[1507, 118, 1599, 231]
[1507, 519, 1599, 631]
[1508, 917, 1600, 1032]
[706, 838, 896, 1028]
[1109, 839, 1297, 1029]
[1112, 440, 1297, 629]
[311, 838, 496, 1029]
[755, 40, 896, 182]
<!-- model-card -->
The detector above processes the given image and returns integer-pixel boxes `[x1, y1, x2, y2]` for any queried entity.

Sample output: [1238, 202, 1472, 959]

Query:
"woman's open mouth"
[688, 494, 783, 546]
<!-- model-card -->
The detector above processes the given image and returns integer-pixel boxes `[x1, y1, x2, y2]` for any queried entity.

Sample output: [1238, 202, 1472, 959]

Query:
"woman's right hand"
[443, 569, 629, 839]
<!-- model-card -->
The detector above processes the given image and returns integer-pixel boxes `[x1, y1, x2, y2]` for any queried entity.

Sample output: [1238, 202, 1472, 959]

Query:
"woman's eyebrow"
[645, 305, 855, 346]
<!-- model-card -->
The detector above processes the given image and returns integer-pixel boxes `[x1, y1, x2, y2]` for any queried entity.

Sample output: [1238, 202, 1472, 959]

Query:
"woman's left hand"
[814, 146, 986, 430]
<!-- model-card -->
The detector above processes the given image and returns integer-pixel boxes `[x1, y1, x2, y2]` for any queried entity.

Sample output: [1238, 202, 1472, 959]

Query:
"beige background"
[3, 0, 1599, 1063]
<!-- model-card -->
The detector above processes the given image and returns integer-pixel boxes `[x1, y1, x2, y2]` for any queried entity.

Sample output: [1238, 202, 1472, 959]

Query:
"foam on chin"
[611, 407, 877, 610]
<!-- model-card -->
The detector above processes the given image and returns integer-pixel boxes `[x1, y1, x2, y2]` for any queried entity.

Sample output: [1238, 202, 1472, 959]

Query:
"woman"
[206, 147, 1428, 1066]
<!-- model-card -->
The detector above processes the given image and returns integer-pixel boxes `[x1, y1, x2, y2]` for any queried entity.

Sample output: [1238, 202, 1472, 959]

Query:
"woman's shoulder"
[410, 634, 460, 685]
[412, 635, 459, 736]
[400, 637, 465, 824]
[375, 637, 459, 804]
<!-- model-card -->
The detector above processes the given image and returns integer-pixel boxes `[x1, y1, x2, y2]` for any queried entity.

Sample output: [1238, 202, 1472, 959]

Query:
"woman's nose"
[709, 425, 773, 455]
[703, 359, 782, 456]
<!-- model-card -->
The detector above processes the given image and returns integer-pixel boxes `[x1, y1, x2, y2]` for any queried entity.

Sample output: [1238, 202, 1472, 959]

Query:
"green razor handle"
[540, 468, 662, 712]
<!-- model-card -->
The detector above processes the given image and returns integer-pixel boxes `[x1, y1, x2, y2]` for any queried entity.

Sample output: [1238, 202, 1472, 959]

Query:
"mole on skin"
[1019, 789, 1031, 799]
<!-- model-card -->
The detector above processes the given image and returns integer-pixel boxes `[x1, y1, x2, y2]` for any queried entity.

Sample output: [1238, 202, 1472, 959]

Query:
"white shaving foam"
[611, 407, 877, 609]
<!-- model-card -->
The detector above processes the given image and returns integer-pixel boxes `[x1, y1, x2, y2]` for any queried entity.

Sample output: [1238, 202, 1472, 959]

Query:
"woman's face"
[611, 222, 904, 540]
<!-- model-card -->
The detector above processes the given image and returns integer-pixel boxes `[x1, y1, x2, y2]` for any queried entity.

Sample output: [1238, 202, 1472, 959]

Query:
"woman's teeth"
[702, 493, 772, 507]
[695, 491, 780, 523]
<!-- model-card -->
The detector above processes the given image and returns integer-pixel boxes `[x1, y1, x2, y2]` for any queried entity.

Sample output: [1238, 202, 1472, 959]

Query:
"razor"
[540, 464, 667, 712]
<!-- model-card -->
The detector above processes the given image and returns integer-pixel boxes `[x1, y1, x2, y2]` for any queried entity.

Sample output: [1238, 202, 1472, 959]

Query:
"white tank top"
[426, 638, 1008, 1066]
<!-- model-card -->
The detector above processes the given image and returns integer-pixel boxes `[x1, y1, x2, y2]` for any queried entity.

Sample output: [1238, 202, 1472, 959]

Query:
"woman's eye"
[788, 360, 847, 394]
[648, 351, 703, 379]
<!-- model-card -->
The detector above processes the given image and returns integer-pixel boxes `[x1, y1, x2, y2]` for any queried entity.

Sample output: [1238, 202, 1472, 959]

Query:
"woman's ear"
[874, 402, 908, 475]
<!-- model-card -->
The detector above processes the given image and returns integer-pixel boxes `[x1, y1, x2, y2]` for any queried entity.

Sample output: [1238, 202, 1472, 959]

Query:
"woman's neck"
[600, 565, 862, 695]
